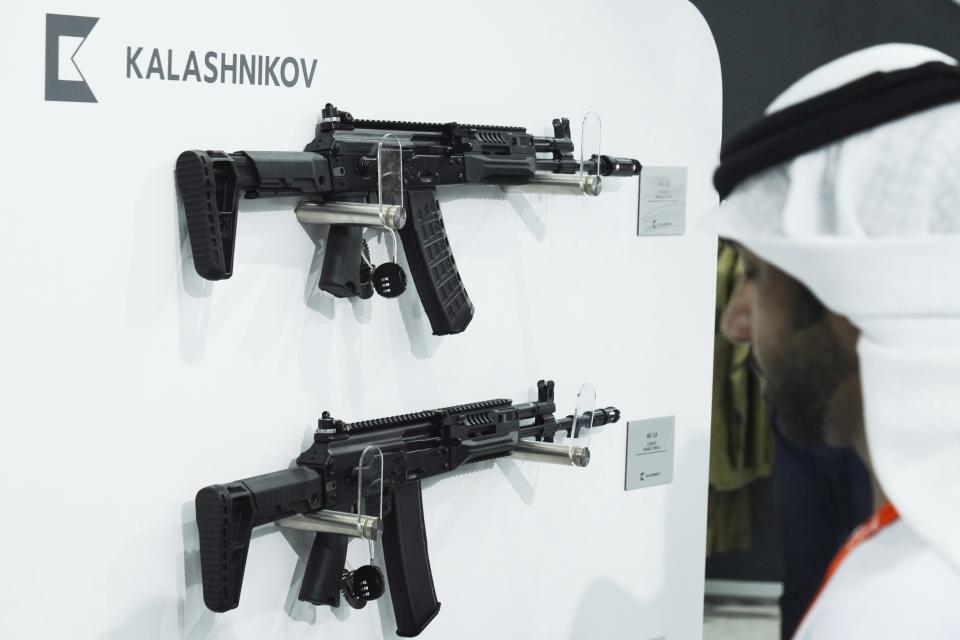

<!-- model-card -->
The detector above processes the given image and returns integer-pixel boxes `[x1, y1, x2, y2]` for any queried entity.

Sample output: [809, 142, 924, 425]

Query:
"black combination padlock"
[372, 262, 407, 298]
[341, 564, 385, 609]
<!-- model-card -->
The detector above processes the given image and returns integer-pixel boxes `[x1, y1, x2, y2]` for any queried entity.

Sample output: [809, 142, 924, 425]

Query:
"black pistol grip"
[319, 225, 365, 297]
[399, 189, 474, 336]
[175, 150, 240, 280]
[382, 483, 441, 637]
[194, 468, 323, 613]
[298, 532, 349, 607]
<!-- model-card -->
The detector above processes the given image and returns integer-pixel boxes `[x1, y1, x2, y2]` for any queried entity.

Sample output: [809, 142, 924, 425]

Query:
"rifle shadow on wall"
[376, 541, 400, 638]
[174, 172, 212, 364]
[297, 220, 399, 329]
[178, 500, 302, 638]
[387, 185, 550, 360]
[298, 221, 337, 320]
[276, 526, 357, 625]
[297, 218, 441, 359]
[368, 400, 549, 639]
[566, 430, 708, 640]
[280, 525, 399, 632]
[375, 184, 551, 360]
[177, 501, 215, 639]
[369, 457, 539, 640]
[440, 185, 547, 242]
[396, 271, 441, 359]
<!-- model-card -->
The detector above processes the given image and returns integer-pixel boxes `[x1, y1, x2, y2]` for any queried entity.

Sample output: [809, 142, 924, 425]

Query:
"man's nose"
[720, 283, 752, 344]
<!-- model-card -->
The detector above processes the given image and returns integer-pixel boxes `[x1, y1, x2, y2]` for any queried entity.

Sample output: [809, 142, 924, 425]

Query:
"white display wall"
[0, 2, 721, 638]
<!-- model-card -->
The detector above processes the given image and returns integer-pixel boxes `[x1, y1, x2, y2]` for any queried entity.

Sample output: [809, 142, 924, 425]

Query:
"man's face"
[720, 244, 862, 448]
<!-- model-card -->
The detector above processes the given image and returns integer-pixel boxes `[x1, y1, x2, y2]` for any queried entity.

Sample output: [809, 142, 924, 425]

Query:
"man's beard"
[759, 320, 858, 448]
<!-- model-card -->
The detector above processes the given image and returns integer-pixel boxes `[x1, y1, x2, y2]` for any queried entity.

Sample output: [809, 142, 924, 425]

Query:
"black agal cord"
[714, 61, 960, 199]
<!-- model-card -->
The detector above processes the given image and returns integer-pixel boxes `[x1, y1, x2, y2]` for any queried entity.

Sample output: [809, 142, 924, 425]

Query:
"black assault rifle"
[195, 380, 620, 636]
[176, 104, 641, 335]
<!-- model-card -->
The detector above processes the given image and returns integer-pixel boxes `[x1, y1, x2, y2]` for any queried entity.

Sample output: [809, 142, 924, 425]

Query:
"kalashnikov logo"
[45, 13, 99, 103]
[126, 48, 319, 88]
[45, 13, 320, 99]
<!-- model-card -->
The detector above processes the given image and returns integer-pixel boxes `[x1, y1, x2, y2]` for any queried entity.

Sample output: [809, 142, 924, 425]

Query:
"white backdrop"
[0, 2, 720, 639]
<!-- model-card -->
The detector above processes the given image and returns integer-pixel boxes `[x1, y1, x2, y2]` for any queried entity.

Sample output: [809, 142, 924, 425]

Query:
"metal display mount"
[295, 201, 405, 230]
[513, 440, 590, 467]
[579, 111, 602, 195]
[293, 133, 407, 231]
[275, 446, 385, 541]
[571, 382, 598, 446]
[371, 134, 405, 270]
[334, 445, 389, 609]
[277, 510, 382, 540]
[276, 446, 388, 610]
[357, 445, 385, 569]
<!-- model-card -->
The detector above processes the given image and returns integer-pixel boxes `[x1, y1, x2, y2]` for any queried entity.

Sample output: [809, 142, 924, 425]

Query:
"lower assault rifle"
[176, 104, 641, 336]
[195, 380, 620, 637]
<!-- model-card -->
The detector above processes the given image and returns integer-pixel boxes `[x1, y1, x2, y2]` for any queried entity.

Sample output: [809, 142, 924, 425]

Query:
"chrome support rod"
[277, 510, 382, 541]
[295, 201, 406, 230]
[501, 173, 602, 197]
[512, 440, 591, 467]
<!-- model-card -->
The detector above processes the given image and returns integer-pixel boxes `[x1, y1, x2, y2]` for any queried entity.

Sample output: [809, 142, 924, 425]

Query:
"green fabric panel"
[706, 242, 774, 557]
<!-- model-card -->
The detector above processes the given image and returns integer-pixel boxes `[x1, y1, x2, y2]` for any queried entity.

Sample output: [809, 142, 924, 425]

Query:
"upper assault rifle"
[176, 104, 641, 335]
[195, 380, 620, 637]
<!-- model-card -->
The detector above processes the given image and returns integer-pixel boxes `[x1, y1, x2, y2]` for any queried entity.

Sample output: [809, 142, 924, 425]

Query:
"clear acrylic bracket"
[356, 445, 385, 567]
[579, 112, 602, 178]
[571, 382, 597, 447]
[579, 112, 602, 195]
[377, 135, 404, 262]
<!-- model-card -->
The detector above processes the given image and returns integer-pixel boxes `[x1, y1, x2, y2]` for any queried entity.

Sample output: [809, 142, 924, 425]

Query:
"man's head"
[720, 244, 863, 449]
[706, 43, 960, 572]
[708, 45, 960, 454]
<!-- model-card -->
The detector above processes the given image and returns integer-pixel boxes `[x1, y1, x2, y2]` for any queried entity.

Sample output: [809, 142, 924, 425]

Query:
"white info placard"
[637, 166, 687, 236]
[624, 416, 675, 490]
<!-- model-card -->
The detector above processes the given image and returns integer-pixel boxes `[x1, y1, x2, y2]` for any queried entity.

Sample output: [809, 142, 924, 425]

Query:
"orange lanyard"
[794, 503, 900, 638]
